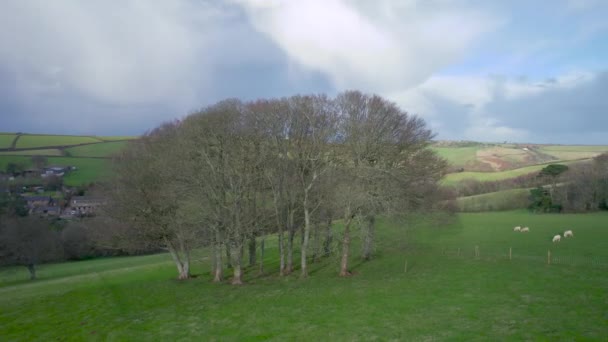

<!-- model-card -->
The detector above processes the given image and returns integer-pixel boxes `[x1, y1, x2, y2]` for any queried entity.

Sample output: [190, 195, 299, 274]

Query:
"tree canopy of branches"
[105, 91, 448, 283]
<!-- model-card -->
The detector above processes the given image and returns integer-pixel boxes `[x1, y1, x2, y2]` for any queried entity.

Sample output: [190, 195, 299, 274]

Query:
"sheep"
[521, 227, 530, 233]
[564, 230, 573, 238]
[552, 234, 561, 243]
[513, 226, 521, 232]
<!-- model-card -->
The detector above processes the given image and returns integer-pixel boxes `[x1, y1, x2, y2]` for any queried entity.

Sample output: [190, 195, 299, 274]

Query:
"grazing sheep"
[521, 227, 530, 233]
[552, 234, 561, 243]
[513, 226, 521, 232]
[564, 230, 573, 238]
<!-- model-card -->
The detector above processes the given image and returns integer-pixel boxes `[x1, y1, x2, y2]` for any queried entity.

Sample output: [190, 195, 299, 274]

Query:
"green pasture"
[0, 148, 63, 156]
[432, 146, 479, 167]
[0, 134, 16, 148]
[97, 136, 138, 141]
[16, 135, 102, 149]
[441, 164, 546, 186]
[456, 188, 530, 212]
[1, 211, 606, 340]
[0, 156, 32, 171]
[47, 157, 111, 186]
[66, 141, 128, 158]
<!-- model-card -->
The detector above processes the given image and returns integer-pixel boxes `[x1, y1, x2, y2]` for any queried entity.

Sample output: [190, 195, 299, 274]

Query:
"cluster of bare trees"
[105, 91, 448, 283]
[552, 154, 608, 212]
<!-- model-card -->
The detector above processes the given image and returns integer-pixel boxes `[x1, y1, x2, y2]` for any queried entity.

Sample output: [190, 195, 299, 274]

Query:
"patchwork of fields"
[1, 211, 606, 340]
[0, 133, 135, 186]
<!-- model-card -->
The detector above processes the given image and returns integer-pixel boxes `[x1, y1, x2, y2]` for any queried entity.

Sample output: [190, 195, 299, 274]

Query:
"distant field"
[97, 136, 138, 141]
[66, 141, 128, 158]
[441, 164, 546, 186]
[1, 212, 606, 340]
[0, 134, 16, 149]
[456, 188, 530, 212]
[0, 156, 32, 170]
[432, 146, 479, 167]
[16, 135, 102, 149]
[47, 157, 111, 186]
[0, 149, 63, 156]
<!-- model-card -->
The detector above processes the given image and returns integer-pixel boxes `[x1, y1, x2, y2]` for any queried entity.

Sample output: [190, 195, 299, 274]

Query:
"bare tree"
[106, 122, 195, 280]
[0, 216, 62, 280]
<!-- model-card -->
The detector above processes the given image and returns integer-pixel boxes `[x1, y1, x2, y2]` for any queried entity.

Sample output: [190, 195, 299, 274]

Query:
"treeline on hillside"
[0, 196, 149, 280]
[101, 91, 450, 283]
[530, 154, 608, 213]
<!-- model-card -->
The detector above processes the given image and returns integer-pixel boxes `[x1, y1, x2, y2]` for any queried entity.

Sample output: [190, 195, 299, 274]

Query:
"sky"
[0, 0, 607, 144]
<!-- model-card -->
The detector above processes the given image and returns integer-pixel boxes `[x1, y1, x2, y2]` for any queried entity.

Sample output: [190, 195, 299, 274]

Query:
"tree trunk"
[259, 237, 265, 274]
[323, 218, 333, 257]
[312, 223, 320, 263]
[225, 241, 232, 269]
[362, 215, 375, 261]
[213, 232, 223, 282]
[248, 236, 257, 266]
[27, 263, 36, 280]
[301, 201, 311, 278]
[279, 230, 286, 275]
[166, 239, 190, 280]
[232, 240, 244, 285]
[339, 217, 354, 277]
[287, 229, 295, 274]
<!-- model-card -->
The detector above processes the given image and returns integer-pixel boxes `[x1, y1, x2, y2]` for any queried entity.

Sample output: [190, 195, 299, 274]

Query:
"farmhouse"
[70, 196, 105, 216]
[22, 195, 53, 209]
[42, 165, 72, 178]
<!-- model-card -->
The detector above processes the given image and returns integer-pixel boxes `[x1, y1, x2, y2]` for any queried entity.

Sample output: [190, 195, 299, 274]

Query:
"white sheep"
[513, 226, 521, 232]
[552, 234, 561, 243]
[521, 227, 530, 233]
[564, 230, 573, 238]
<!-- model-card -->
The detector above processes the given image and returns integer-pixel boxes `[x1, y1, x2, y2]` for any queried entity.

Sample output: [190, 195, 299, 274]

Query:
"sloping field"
[0, 212, 606, 340]
[97, 136, 138, 141]
[48, 157, 111, 186]
[66, 141, 128, 158]
[435, 143, 608, 175]
[0, 134, 16, 148]
[456, 188, 530, 212]
[16, 135, 102, 149]
[441, 164, 549, 186]
[0, 148, 63, 156]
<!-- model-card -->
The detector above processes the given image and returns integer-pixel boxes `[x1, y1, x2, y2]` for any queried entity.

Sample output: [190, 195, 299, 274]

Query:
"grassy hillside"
[455, 188, 530, 212]
[0, 134, 16, 148]
[16, 134, 102, 149]
[434, 142, 608, 174]
[1, 211, 606, 340]
[65, 141, 128, 157]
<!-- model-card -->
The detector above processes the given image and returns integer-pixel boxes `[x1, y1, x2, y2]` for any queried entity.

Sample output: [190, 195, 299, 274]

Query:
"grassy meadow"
[1, 211, 607, 340]
[15, 135, 102, 149]
[0, 134, 16, 148]
[66, 141, 128, 158]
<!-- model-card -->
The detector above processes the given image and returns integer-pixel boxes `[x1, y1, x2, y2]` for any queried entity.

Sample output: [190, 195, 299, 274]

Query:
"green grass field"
[16, 135, 102, 149]
[456, 188, 530, 212]
[1, 211, 606, 340]
[97, 136, 138, 141]
[0, 134, 16, 148]
[432, 146, 479, 166]
[66, 141, 128, 158]
[0, 148, 64, 156]
[47, 157, 112, 186]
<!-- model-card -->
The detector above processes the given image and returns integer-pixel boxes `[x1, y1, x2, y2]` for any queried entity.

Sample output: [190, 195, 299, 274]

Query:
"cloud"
[389, 71, 608, 144]
[238, 0, 500, 92]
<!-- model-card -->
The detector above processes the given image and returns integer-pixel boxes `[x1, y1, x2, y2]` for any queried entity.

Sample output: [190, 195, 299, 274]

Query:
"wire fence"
[438, 245, 608, 269]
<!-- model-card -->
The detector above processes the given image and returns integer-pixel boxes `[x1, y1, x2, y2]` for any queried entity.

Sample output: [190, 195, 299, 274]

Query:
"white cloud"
[0, 1, 231, 107]
[387, 71, 607, 143]
[238, 0, 500, 92]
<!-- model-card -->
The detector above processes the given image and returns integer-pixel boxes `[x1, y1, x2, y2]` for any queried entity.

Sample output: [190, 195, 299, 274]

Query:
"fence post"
[509, 247, 512, 261]
[547, 250, 551, 265]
